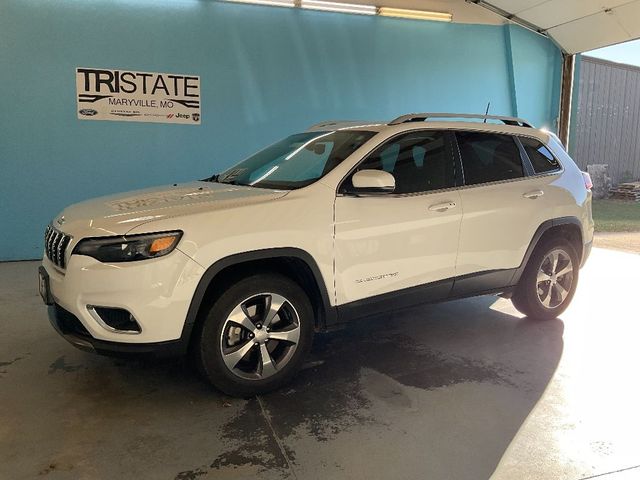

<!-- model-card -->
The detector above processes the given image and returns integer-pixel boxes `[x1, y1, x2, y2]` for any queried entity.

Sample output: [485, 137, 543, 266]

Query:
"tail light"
[582, 171, 593, 190]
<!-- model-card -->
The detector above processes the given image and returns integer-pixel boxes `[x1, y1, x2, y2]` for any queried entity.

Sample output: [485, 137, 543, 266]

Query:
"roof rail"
[307, 120, 382, 130]
[308, 120, 346, 129]
[388, 112, 533, 128]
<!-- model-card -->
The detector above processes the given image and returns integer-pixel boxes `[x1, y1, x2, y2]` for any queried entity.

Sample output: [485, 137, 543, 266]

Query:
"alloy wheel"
[536, 249, 574, 309]
[219, 293, 301, 380]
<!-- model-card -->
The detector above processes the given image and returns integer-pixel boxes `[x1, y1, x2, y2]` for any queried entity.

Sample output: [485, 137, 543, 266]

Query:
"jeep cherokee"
[40, 112, 594, 396]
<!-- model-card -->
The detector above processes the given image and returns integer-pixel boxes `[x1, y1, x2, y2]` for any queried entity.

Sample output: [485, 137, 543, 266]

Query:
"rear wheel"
[193, 273, 314, 396]
[512, 238, 579, 320]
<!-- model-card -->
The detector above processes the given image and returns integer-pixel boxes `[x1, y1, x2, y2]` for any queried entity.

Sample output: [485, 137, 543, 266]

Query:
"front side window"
[345, 130, 455, 194]
[456, 131, 524, 185]
[217, 130, 375, 190]
[519, 136, 561, 174]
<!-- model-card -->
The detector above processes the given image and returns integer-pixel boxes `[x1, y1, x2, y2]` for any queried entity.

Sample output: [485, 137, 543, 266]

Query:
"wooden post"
[558, 53, 575, 148]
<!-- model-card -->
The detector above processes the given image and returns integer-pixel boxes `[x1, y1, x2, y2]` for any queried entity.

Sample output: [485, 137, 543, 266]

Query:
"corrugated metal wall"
[573, 56, 640, 184]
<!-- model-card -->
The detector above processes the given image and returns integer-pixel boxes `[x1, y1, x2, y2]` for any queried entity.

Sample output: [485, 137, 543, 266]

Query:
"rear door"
[452, 130, 550, 295]
[334, 130, 462, 306]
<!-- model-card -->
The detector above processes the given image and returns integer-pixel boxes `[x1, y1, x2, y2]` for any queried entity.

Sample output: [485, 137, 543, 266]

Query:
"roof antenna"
[483, 102, 491, 123]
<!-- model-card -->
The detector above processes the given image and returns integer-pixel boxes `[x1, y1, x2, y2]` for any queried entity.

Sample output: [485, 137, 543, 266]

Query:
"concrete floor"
[1, 248, 639, 480]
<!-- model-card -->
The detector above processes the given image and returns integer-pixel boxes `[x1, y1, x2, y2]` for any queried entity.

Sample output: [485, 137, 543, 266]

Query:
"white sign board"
[76, 67, 201, 125]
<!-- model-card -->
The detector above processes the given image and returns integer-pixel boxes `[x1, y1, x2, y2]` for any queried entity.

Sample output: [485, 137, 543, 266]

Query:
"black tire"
[193, 272, 314, 397]
[511, 237, 579, 320]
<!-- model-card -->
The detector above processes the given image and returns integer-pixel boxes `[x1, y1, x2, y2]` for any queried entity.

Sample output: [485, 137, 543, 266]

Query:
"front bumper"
[48, 303, 187, 357]
[42, 247, 205, 347]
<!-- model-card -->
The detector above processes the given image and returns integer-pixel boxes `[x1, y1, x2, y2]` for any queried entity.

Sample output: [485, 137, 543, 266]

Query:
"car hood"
[54, 181, 288, 238]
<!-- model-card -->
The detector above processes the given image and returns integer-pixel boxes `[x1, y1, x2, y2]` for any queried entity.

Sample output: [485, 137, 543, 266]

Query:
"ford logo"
[79, 109, 98, 116]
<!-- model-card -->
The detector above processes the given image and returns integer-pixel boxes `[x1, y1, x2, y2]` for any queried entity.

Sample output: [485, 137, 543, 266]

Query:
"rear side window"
[520, 136, 561, 174]
[456, 131, 524, 185]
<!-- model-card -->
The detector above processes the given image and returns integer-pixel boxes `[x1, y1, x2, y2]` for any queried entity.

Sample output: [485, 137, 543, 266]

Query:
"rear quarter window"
[520, 136, 561, 174]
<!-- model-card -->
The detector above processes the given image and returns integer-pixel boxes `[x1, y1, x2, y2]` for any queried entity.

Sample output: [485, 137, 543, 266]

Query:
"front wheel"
[193, 273, 314, 397]
[511, 238, 579, 320]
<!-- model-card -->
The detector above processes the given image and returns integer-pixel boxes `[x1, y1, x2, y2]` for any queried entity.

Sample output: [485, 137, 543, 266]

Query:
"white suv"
[40, 113, 594, 396]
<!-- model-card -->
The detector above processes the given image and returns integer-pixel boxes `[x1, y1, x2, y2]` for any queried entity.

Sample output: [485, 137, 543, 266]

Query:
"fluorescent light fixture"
[222, 0, 451, 21]
[378, 7, 452, 22]
[301, 0, 376, 15]
[226, 0, 294, 7]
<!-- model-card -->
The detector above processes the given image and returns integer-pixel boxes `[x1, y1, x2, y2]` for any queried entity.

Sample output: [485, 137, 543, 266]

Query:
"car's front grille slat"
[52, 231, 60, 266]
[45, 226, 53, 261]
[44, 225, 72, 269]
[59, 236, 71, 269]
[48, 231, 55, 263]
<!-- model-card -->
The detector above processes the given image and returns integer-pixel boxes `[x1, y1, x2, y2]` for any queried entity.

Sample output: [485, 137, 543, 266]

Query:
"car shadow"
[19, 294, 563, 480]
[175, 295, 565, 480]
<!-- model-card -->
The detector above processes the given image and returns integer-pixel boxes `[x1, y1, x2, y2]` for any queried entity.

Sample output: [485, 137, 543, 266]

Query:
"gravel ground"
[593, 232, 640, 254]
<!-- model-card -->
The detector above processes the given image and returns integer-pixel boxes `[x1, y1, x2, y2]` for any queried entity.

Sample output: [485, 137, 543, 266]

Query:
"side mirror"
[351, 169, 395, 193]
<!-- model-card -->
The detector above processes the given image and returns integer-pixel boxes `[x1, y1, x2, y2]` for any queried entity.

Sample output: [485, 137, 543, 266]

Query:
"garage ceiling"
[322, 0, 640, 54]
[480, 0, 640, 54]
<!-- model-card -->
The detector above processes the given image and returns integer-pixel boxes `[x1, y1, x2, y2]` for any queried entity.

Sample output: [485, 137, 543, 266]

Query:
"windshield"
[217, 130, 376, 190]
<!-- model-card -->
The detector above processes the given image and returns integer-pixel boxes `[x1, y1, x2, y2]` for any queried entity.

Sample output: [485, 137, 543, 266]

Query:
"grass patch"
[592, 199, 640, 232]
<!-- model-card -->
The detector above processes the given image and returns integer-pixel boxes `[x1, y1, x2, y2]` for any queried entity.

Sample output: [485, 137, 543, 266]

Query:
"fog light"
[88, 306, 141, 333]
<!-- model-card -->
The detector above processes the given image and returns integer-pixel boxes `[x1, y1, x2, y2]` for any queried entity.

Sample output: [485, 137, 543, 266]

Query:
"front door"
[334, 130, 462, 308]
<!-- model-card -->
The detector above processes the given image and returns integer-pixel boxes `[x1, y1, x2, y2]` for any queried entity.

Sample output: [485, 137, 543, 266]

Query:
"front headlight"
[72, 231, 183, 263]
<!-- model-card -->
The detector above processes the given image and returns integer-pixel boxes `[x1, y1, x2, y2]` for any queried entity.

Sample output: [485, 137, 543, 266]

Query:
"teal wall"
[0, 0, 562, 260]
[504, 24, 562, 130]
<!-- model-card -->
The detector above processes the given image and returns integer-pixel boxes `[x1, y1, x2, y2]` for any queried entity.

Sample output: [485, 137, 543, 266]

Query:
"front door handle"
[428, 201, 457, 212]
[523, 190, 544, 199]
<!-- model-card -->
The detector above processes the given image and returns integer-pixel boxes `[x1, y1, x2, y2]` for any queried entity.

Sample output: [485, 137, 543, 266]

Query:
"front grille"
[44, 225, 72, 269]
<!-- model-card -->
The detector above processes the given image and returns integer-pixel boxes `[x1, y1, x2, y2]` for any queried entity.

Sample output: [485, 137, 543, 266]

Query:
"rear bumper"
[48, 303, 188, 357]
[581, 240, 593, 268]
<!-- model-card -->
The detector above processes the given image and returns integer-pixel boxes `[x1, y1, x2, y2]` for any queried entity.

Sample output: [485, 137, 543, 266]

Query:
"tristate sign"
[76, 67, 201, 125]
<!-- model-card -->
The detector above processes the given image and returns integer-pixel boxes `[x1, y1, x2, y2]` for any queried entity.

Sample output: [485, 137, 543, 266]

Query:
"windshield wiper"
[218, 177, 245, 186]
[201, 173, 249, 186]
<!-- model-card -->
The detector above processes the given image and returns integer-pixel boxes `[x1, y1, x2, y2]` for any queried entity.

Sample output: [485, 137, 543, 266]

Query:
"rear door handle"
[428, 201, 457, 212]
[523, 190, 544, 199]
